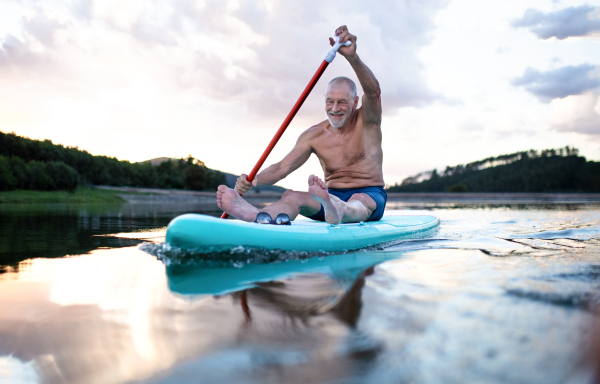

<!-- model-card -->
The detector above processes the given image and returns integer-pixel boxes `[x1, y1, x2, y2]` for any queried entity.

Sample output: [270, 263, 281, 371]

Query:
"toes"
[218, 185, 228, 192]
[308, 174, 315, 185]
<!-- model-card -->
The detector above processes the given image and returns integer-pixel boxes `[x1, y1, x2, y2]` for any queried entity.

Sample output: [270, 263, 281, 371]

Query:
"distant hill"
[139, 157, 174, 166]
[388, 147, 600, 193]
[0, 131, 225, 192]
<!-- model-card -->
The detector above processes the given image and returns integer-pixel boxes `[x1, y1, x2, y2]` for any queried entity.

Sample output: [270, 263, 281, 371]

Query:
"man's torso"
[308, 107, 384, 189]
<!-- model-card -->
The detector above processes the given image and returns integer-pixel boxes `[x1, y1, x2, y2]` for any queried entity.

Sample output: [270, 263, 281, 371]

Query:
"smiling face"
[325, 81, 359, 128]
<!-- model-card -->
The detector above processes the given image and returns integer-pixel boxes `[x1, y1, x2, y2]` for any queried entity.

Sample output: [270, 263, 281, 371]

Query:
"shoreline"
[110, 189, 600, 206]
[0, 186, 284, 205]
[94, 185, 284, 198]
[0, 188, 127, 204]
[2, 186, 599, 205]
[94, 185, 283, 204]
[385, 192, 600, 204]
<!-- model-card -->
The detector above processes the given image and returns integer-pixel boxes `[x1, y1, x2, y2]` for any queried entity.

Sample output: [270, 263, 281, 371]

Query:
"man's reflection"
[224, 267, 381, 383]
[232, 267, 374, 328]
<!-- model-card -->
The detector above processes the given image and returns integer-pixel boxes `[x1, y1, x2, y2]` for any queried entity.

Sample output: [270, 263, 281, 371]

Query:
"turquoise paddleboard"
[166, 211, 440, 252]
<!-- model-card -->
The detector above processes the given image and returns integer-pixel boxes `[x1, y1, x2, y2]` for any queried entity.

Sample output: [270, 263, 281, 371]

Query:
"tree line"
[0, 131, 226, 191]
[387, 147, 600, 193]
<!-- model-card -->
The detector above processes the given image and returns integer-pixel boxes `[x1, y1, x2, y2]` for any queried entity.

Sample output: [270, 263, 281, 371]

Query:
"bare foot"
[216, 185, 260, 222]
[308, 175, 342, 224]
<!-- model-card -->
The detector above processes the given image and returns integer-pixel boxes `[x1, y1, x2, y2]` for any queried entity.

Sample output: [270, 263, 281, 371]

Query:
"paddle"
[220, 33, 351, 219]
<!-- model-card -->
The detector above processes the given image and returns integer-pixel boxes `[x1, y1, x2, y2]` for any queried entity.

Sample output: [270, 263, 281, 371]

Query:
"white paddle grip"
[324, 33, 352, 63]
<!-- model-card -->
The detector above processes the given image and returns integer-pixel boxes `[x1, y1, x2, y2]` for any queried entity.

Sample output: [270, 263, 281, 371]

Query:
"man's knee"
[348, 200, 372, 218]
[282, 189, 295, 198]
[349, 193, 377, 212]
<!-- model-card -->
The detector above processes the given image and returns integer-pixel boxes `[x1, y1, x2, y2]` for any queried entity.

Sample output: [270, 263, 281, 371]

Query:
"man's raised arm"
[234, 127, 317, 194]
[330, 26, 382, 126]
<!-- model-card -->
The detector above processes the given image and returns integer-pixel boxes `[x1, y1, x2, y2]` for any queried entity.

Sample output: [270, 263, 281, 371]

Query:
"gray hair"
[326, 77, 358, 100]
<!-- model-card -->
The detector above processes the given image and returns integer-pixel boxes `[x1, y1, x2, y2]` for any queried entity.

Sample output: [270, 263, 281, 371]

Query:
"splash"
[140, 241, 391, 269]
[141, 242, 332, 269]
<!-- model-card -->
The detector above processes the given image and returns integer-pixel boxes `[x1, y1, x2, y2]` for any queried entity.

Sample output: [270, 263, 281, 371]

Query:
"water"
[0, 200, 599, 384]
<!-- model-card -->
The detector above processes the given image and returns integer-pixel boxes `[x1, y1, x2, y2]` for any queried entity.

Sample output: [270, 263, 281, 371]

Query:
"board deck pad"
[166, 211, 440, 252]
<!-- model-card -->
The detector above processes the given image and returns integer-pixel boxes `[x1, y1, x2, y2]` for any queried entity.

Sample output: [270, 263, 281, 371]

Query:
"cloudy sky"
[1, 0, 599, 190]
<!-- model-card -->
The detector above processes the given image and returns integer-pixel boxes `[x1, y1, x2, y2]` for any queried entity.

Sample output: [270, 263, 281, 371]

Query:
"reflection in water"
[239, 267, 372, 329]
[0, 203, 219, 269]
[0, 250, 172, 384]
[226, 268, 381, 384]
[0, 247, 392, 384]
[164, 251, 403, 296]
[0, 204, 599, 383]
[161, 252, 397, 383]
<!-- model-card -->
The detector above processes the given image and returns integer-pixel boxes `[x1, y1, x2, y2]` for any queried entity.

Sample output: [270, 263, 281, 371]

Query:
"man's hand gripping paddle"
[220, 33, 351, 219]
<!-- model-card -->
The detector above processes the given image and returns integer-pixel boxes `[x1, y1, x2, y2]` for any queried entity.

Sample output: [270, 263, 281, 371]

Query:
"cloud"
[511, 64, 600, 102]
[511, 5, 600, 40]
[0, 34, 50, 71]
[22, 12, 67, 47]
[0, 9, 71, 80]
[0, 0, 448, 120]
[551, 91, 600, 135]
[131, 19, 177, 46]
[70, 0, 93, 21]
[458, 119, 483, 132]
[204, 0, 448, 114]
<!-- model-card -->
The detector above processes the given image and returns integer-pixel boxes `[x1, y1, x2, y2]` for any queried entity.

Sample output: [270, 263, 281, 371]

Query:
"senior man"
[217, 25, 385, 225]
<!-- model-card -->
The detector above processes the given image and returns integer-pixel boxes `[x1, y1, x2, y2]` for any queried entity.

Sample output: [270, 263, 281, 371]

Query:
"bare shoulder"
[298, 121, 328, 143]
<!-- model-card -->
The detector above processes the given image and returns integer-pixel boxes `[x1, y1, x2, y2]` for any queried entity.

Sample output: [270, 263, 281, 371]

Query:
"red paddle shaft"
[220, 60, 330, 219]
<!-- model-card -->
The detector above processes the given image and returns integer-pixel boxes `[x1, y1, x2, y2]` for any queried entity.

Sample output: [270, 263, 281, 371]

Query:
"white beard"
[327, 112, 349, 128]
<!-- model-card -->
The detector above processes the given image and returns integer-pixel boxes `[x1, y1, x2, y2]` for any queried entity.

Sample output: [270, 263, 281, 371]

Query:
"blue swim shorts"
[307, 186, 387, 222]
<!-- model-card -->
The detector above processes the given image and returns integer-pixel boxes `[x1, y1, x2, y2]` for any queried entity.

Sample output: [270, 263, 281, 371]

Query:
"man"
[217, 25, 385, 225]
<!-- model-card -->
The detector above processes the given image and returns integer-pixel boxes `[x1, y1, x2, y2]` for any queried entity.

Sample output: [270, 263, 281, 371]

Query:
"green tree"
[0, 156, 17, 190]
[183, 164, 207, 190]
[387, 147, 599, 193]
[0, 131, 228, 192]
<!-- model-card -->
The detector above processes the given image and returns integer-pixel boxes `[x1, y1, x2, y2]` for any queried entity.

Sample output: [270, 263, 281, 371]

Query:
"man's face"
[325, 84, 357, 128]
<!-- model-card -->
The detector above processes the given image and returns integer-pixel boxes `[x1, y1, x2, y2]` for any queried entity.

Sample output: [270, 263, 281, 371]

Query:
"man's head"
[325, 77, 359, 128]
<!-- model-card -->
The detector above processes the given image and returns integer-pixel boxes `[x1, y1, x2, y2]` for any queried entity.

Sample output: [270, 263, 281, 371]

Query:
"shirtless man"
[217, 25, 385, 225]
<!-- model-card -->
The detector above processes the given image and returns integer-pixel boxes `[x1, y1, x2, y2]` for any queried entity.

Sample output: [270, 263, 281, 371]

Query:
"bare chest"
[311, 124, 379, 173]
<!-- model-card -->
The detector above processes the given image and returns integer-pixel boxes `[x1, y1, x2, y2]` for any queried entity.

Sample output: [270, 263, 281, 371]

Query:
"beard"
[327, 111, 349, 128]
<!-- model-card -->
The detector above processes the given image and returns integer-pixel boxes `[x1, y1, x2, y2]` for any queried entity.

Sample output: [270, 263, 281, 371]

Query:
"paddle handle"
[220, 60, 330, 219]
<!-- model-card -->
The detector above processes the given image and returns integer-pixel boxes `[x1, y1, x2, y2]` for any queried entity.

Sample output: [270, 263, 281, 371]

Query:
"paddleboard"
[165, 211, 440, 252]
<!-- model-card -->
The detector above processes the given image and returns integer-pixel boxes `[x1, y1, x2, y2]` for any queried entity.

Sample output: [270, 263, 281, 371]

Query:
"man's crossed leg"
[216, 175, 377, 224]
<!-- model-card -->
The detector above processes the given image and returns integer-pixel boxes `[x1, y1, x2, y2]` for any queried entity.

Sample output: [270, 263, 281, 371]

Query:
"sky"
[0, 0, 599, 190]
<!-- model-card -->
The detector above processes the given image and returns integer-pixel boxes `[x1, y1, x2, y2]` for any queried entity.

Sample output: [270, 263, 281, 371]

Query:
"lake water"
[1, 199, 599, 384]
